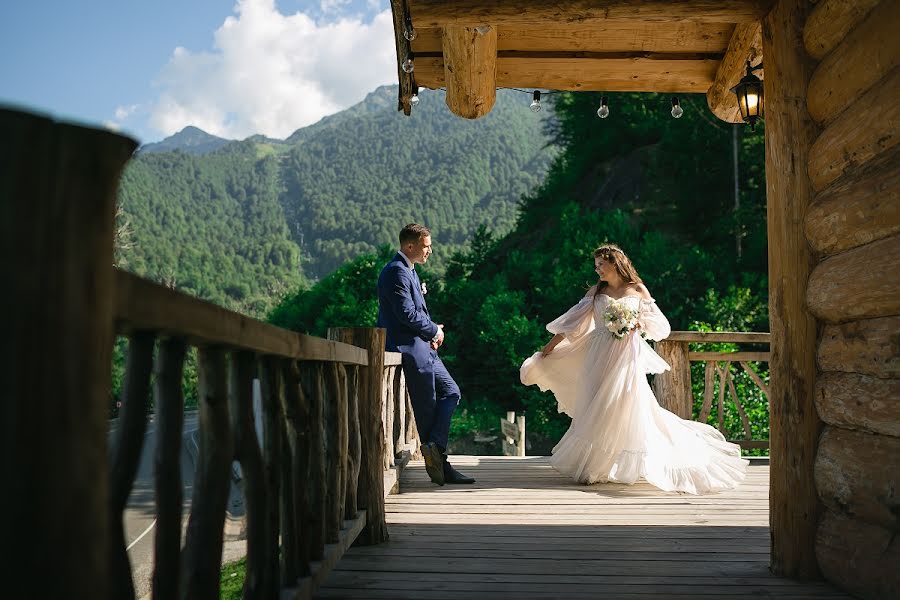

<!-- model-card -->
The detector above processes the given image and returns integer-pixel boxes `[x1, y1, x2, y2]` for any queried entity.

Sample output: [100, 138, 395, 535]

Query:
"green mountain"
[139, 125, 232, 155]
[116, 85, 556, 316]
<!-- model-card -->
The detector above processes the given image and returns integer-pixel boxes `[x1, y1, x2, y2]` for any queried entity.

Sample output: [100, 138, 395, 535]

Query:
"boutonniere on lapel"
[420, 281, 428, 295]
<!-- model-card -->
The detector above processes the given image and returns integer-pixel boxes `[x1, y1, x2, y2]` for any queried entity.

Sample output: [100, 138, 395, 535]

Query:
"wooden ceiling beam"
[408, 0, 775, 26]
[411, 22, 736, 54]
[707, 22, 763, 123]
[442, 25, 498, 119]
[389, 0, 415, 115]
[416, 55, 719, 93]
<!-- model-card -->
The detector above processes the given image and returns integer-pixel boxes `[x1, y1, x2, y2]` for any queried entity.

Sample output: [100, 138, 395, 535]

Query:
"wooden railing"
[382, 352, 422, 494]
[111, 269, 413, 599]
[652, 331, 771, 451]
[0, 108, 422, 599]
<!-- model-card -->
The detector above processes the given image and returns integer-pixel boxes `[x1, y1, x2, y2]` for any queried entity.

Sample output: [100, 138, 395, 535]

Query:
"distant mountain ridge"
[139, 125, 232, 155]
[116, 85, 557, 315]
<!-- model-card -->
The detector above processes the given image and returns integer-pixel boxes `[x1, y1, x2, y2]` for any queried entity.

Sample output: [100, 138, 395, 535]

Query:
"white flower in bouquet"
[603, 299, 640, 339]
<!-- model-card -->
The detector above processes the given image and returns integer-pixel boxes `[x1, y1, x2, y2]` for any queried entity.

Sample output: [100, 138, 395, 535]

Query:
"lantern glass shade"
[731, 67, 764, 130]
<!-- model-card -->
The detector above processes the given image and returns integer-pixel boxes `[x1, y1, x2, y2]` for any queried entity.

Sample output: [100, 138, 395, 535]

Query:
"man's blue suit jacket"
[377, 252, 439, 371]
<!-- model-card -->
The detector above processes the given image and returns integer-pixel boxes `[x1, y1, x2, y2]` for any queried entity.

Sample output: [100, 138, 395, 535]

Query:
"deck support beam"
[762, 0, 822, 579]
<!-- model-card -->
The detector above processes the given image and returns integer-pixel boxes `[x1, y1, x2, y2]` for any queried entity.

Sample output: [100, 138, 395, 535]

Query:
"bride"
[520, 244, 748, 494]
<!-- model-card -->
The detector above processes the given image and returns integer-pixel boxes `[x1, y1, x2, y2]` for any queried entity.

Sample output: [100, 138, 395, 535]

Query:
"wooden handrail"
[653, 330, 771, 452]
[114, 269, 368, 366]
[666, 331, 771, 343]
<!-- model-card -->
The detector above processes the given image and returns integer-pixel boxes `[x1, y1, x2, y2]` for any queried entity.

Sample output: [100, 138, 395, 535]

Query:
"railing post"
[652, 340, 693, 419]
[328, 328, 388, 545]
[1, 109, 136, 599]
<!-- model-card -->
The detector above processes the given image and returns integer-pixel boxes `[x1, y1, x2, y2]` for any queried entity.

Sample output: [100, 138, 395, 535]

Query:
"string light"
[671, 96, 684, 119]
[530, 90, 542, 113]
[401, 53, 415, 74]
[597, 96, 610, 119]
[403, 15, 417, 41]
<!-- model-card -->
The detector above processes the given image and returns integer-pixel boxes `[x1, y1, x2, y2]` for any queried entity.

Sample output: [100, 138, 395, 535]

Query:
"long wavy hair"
[593, 243, 642, 296]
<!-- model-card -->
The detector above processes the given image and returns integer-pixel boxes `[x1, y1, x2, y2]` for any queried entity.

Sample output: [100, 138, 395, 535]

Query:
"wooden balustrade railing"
[109, 269, 413, 599]
[652, 331, 771, 451]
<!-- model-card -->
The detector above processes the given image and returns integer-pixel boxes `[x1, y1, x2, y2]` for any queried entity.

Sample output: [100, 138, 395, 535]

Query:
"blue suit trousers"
[401, 351, 460, 452]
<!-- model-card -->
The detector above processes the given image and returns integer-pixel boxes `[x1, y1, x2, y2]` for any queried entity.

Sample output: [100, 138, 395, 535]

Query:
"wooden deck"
[316, 456, 849, 599]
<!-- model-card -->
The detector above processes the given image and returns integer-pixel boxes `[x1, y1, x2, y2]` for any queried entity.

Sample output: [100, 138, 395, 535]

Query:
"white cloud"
[114, 104, 139, 120]
[147, 0, 397, 140]
[320, 0, 352, 13]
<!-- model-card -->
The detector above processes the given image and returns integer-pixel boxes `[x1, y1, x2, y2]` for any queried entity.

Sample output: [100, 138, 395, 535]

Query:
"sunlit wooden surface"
[316, 457, 849, 599]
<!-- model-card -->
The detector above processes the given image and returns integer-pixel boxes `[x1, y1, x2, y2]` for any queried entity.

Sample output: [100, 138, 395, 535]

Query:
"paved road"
[108, 412, 197, 598]
[109, 409, 251, 598]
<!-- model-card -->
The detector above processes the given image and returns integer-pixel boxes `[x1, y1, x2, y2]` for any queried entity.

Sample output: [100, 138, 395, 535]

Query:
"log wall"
[801, 0, 900, 596]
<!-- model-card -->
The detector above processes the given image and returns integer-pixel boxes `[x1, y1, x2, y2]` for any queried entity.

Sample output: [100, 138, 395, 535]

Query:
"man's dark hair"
[399, 223, 431, 245]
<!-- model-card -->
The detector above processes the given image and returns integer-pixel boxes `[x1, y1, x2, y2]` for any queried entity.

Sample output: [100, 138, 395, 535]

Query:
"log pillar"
[0, 109, 136, 599]
[762, 0, 823, 579]
[652, 340, 693, 419]
[442, 24, 497, 119]
[329, 328, 388, 545]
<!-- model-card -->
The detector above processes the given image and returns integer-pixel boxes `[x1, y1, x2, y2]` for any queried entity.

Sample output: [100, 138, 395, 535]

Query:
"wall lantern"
[731, 61, 764, 131]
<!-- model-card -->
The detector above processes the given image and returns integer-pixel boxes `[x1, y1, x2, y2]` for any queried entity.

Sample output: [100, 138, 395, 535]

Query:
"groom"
[376, 224, 475, 486]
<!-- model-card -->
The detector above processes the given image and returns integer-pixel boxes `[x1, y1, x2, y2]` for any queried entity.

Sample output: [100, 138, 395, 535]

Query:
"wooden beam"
[807, 0, 900, 126]
[688, 351, 770, 362]
[815, 426, 900, 531]
[408, 0, 774, 26]
[818, 316, 900, 379]
[762, 0, 822, 579]
[666, 331, 771, 343]
[808, 66, 900, 193]
[114, 268, 368, 365]
[806, 234, 900, 324]
[706, 22, 763, 123]
[803, 0, 880, 61]
[804, 146, 900, 257]
[652, 341, 692, 419]
[1, 109, 136, 600]
[390, 0, 415, 115]
[817, 510, 900, 600]
[814, 372, 900, 438]
[411, 22, 736, 54]
[416, 54, 719, 92]
[442, 24, 498, 119]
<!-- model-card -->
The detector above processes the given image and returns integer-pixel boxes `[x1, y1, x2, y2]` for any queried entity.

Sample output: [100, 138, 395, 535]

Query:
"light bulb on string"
[410, 93, 420, 107]
[403, 15, 417, 41]
[671, 96, 684, 119]
[597, 96, 609, 118]
[530, 90, 542, 113]
[401, 53, 414, 73]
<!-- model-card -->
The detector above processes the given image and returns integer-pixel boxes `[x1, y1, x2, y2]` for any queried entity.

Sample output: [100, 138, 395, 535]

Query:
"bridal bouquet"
[603, 299, 641, 339]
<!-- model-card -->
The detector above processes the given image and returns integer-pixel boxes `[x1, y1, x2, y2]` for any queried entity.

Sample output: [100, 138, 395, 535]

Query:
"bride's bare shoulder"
[634, 282, 654, 301]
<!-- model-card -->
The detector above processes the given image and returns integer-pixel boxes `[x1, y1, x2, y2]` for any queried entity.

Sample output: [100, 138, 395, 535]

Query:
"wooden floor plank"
[314, 457, 850, 599]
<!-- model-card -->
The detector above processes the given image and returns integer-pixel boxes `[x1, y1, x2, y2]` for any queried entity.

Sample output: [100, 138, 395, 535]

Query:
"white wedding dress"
[520, 292, 748, 494]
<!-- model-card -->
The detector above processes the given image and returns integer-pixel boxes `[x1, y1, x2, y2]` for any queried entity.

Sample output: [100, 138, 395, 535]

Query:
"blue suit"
[377, 252, 460, 451]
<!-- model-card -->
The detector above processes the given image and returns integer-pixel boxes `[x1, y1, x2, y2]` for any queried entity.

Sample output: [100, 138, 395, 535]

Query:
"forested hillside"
[279, 86, 555, 275]
[269, 92, 770, 452]
[115, 85, 555, 317]
[117, 142, 304, 316]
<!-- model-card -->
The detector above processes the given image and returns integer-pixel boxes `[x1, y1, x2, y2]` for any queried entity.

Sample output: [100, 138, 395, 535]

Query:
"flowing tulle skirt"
[521, 331, 748, 495]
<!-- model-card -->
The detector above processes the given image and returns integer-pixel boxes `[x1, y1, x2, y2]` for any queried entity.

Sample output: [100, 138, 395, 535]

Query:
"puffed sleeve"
[639, 298, 671, 341]
[546, 295, 595, 342]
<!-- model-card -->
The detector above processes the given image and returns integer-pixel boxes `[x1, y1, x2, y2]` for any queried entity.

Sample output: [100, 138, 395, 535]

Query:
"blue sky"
[0, 1, 395, 143]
